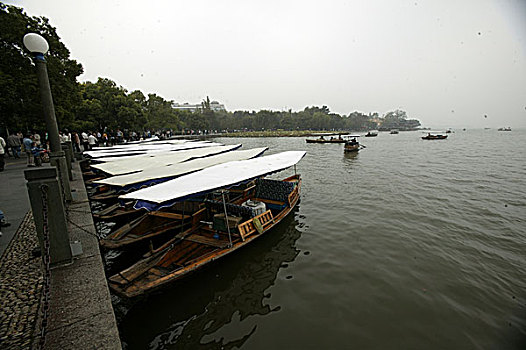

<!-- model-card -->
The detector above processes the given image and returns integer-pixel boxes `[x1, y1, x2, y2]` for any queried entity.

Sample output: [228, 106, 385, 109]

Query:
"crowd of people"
[0, 128, 182, 171]
[0, 131, 48, 168]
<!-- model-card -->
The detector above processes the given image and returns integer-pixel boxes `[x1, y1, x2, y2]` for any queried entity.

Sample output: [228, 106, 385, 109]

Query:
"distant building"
[172, 100, 226, 112]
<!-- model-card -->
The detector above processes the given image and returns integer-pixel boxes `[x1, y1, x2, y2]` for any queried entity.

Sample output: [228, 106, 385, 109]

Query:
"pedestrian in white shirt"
[87, 133, 98, 150]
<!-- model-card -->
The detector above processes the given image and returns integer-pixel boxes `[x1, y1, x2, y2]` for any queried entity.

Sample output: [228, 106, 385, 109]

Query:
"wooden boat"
[108, 151, 306, 297]
[498, 127, 511, 131]
[343, 135, 363, 152]
[422, 134, 448, 140]
[390, 129, 399, 134]
[89, 190, 121, 203]
[364, 131, 378, 137]
[92, 202, 146, 222]
[109, 175, 301, 297]
[100, 201, 204, 249]
[306, 137, 346, 144]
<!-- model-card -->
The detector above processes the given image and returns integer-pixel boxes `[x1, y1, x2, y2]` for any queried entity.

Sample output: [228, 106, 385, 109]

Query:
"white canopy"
[91, 144, 242, 175]
[94, 147, 268, 188]
[120, 151, 306, 205]
[85, 141, 223, 159]
[89, 138, 188, 151]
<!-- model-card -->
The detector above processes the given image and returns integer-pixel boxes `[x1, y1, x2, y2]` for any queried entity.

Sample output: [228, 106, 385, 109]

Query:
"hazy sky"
[8, 0, 526, 128]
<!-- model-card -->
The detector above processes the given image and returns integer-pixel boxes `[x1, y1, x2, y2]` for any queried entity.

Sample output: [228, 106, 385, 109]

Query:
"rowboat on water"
[422, 133, 448, 140]
[306, 135, 346, 143]
[108, 151, 306, 297]
[365, 130, 378, 137]
[343, 135, 364, 152]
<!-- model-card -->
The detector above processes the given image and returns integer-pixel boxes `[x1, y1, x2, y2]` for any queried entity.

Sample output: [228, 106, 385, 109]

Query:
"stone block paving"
[0, 211, 43, 349]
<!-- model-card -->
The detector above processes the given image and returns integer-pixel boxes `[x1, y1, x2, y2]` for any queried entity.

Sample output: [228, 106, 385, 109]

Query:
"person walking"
[88, 133, 98, 150]
[7, 132, 21, 158]
[81, 131, 89, 151]
[23, 134, 34, 166]
[0, 135, 6, 171]
[72, 132, 81, 152]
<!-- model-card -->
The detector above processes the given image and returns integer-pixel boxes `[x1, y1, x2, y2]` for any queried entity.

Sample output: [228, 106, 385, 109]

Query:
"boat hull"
[306, 139, 346, 144]
[422, 135, 447, 140]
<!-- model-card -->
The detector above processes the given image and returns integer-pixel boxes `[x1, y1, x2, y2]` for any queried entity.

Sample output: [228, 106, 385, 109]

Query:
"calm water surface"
[113, 129, 526, 349]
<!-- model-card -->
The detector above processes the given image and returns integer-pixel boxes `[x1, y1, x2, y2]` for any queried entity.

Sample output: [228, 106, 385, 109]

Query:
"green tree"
[0, 3, 83, 135]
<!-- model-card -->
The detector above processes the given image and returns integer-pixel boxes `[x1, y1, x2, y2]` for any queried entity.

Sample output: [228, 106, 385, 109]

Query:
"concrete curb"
[42, 160, 121, 349]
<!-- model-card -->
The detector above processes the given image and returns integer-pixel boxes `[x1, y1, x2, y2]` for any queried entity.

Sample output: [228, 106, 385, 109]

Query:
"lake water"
[113, 129, 526, 349]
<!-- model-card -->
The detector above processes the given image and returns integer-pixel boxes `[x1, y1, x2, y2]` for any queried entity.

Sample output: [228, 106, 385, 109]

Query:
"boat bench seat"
[254, 178, 295, 203]
[204, 199, 256, 219]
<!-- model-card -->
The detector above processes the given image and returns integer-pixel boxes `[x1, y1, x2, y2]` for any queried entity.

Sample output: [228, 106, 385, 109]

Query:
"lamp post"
[23, 33, 72, 201]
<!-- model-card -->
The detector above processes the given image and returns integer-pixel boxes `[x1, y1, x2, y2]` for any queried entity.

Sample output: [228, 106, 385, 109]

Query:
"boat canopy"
[89, 139, 189, 151]
[84, 141, 223, 159]
[91, 144, 242, 176]
[94, 147, 268, 191]
[120, 151, 306, 211]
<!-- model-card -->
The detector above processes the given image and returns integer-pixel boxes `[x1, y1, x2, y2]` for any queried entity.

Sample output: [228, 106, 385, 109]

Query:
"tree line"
[0, 3, 420, 137]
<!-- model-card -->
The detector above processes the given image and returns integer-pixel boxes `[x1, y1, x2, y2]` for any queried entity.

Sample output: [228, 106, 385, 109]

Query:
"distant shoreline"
[218, 129, 423, 137]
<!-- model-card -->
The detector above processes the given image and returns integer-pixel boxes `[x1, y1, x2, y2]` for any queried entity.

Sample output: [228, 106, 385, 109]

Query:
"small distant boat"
[343, 135, 364, 152]
[422, 133, 448, 140]
[445, 129, 453, 134]
[306, 135, 346, 143]
[390, 129, 399, 134]
[364, 130, 378, 137]
[498, 127, 511, 131]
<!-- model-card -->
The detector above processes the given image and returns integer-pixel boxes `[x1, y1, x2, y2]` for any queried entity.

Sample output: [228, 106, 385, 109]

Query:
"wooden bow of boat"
[100, 202, 205, 249]
[108, 174, 302, 298]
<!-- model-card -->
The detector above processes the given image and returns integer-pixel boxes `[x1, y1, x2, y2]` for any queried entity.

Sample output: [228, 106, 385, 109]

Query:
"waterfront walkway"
[0, 156, 121, 349]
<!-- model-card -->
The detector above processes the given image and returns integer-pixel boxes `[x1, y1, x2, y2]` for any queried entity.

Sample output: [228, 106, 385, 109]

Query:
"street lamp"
[23, 33, 72, 201]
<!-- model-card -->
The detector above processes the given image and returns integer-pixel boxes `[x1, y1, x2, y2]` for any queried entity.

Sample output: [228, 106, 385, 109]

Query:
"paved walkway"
[0, 211, 42, 349]
[0, 156, 42, 255]
[0, 155, 121, 349]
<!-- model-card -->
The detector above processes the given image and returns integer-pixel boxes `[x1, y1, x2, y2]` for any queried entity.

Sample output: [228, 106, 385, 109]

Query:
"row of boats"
[305, 130, 448, 152]
[83, 139, 306, 298]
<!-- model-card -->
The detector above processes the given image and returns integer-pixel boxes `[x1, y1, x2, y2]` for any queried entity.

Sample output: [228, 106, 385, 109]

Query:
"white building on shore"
[172, 101, 226, 112]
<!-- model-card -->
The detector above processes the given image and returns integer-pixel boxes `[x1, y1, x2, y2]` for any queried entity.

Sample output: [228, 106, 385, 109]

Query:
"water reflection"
[343, 151, 359, 162]
[117, 208, 303, 349]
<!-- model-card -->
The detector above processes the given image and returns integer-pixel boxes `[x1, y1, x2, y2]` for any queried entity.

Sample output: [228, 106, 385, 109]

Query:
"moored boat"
[100, 201, 205, 249]
[92, 202, 146, 222]
[87, 147, 268, 204]
[108, 151, 306, 297]
[422, 133, 448, 140]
